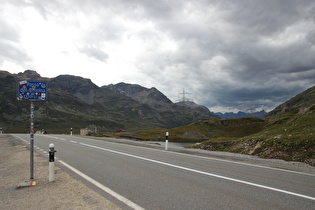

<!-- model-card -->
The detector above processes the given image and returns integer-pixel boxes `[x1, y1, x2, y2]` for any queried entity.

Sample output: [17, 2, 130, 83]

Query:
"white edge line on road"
[13, 134, 28, 144]
[58, 160, 145, 210]
[11, 134, 315, 201]
[80, 136, 315, 177]
[80, 142, 315, 202]
[12, 134, 315, 177]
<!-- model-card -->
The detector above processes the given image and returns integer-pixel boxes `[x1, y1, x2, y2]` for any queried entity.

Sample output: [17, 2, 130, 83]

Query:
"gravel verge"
[0, 134, 120, 210]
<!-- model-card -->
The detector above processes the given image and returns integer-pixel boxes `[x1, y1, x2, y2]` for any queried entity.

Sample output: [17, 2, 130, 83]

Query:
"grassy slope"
[109, 108, 315, 166]
[110, 117, 266, 142]
[236, 109, 315, 165]
[193, 102, 315, 166]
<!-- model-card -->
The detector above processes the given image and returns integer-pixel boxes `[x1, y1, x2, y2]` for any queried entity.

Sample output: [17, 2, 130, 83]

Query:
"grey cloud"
[80, 45, 109, 62]
[0, 41, 30, 63]
[33, 0, 315, 112]
[0, 19, 20, 42]
[1, 0, 315, 112]
[152, 1, 315, 111]
[0, 16, 31, 65]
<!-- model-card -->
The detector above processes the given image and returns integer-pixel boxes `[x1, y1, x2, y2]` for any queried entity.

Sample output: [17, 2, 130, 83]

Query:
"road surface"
[13, 134, 315, 209]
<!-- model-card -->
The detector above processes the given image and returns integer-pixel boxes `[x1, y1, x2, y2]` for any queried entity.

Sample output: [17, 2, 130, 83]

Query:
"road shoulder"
[0, 134, 120, 209]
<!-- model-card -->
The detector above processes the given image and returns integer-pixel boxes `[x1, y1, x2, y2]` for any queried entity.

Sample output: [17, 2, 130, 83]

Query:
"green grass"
[116, 109, 315, 166]
[106, 117, 266, 143]
[191, 109, 315, 166]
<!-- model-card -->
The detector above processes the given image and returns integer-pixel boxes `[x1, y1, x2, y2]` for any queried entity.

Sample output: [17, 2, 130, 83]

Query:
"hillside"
[194, 85, 315, 166]
[265, 85, 315, 119]
[114, 85, 315, 166]
[113, 117, 266, 142]
[0, 70, 218, 133]
[106, 83, 218, 120]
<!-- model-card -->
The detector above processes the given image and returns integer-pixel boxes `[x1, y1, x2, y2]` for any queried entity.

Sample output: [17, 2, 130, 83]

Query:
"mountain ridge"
[0, 70, 219, 133]
[216, 110, 267, 119]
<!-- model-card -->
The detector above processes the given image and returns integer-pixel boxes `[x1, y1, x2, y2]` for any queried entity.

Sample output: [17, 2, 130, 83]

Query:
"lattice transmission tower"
[177, 89, 193, 105]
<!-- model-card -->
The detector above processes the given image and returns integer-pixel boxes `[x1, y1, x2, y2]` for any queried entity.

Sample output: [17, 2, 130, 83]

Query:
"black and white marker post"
[0, 127, 2, 134]
[49, 143, 56, 182]
[70, 127, 73, 136]
[165, 132, 169, 150]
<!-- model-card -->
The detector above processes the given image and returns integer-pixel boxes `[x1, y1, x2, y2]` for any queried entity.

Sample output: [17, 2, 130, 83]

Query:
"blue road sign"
[17, 81, 47, 101]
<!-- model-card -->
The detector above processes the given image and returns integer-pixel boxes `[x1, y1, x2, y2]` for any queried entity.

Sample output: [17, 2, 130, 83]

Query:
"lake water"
[146, 141, 195, 148]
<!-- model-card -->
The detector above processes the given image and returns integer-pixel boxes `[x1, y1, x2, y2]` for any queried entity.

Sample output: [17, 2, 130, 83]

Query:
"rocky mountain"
[265, 85, 315, 119]
[107, 83, 218, 118]
[106, 82, 173, 108]
[0, 70, 219, 133]
[216, 110, 267, 119]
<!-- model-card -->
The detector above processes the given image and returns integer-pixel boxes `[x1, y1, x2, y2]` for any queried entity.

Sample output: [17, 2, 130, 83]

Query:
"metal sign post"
[30, 101, 35, 179]
[17, 80, 47, 180]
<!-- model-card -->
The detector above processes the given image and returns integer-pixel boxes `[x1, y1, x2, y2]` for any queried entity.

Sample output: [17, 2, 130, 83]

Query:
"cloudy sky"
[1, 0, 315, 113]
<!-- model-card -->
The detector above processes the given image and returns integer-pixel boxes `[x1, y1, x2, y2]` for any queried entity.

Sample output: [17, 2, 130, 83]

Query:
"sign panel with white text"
[17, 81, 47, 101]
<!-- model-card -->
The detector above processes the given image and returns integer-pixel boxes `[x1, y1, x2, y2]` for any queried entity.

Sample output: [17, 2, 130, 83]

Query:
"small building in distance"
[80, 128, 90, 136]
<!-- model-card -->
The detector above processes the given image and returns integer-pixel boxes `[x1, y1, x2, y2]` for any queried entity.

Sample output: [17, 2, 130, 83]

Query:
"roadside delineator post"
[49, 143, 56, 182]
[165, 132, 169, 150]
[71, 127, 73, 136]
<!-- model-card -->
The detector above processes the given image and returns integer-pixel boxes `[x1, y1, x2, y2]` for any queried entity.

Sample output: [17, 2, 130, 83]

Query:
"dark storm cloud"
[1, 0, 314, 112]
[137, 0, 315, 111]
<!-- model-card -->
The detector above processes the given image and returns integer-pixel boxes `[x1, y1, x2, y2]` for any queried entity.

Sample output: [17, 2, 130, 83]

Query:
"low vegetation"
[104, 86, 315, 166]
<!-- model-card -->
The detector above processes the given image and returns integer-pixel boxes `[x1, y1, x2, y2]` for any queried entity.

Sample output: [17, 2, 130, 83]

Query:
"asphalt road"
[13, 134, 315, 209]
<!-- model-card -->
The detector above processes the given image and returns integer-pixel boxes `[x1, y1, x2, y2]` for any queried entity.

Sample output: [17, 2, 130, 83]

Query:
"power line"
[176, 89, 193, 105]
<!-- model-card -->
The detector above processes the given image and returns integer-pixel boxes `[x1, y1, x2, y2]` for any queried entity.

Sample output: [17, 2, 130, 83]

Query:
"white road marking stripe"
[83, 136, 315, 177]
[70, 140, 77, 143]
[80, 142, 315, 201]
[13, 135, 28, 143]
[58, 160, 145, 210]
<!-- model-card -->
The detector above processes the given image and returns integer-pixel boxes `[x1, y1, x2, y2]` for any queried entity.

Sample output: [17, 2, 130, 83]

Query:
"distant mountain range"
[215, 110, 267, 119]
[0, 70, 218, 133]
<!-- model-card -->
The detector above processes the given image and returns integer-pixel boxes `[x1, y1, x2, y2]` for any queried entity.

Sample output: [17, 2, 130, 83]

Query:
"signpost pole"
[18, 80, 47, 180]
[30, 101, 35, 180]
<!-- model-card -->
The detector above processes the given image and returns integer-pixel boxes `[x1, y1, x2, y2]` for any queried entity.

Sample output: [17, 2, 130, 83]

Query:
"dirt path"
[0, 134, 120, 210]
